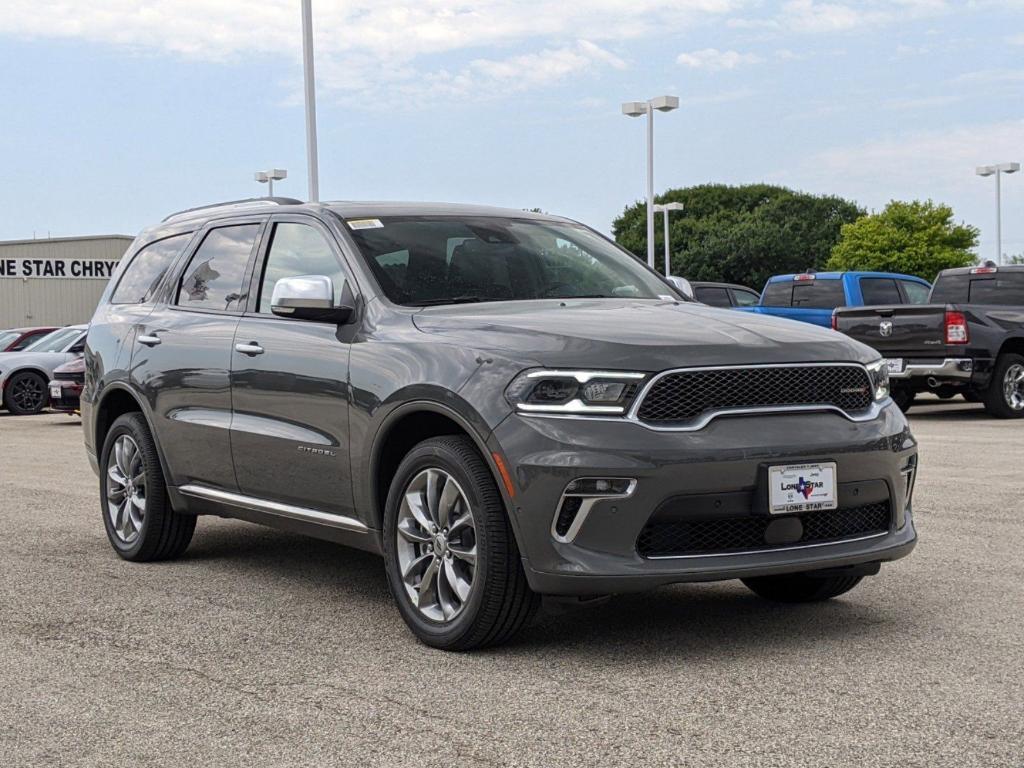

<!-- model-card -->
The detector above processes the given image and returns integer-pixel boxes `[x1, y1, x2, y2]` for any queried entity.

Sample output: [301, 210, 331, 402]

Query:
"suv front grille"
[636, 502, 891, 558]
[635, 365, 873, 426]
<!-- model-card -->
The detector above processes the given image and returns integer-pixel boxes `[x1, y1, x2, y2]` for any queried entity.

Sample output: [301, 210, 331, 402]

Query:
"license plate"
[49, 384, 61, 398]
[769, 462, 838, 514]
[884, 358, 904, 374]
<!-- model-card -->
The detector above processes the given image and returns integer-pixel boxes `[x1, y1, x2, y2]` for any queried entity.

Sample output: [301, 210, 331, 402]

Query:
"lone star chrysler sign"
[0, 257, 120, 279]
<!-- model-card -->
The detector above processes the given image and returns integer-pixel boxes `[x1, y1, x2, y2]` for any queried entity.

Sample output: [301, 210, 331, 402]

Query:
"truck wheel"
[742, 572, 863, 603]
[383, 436, 538, 651]
[984, 353, 1024, 419]
[891, 387, 915, 413]
[100, 413, 196, 561]
[4, 371, 48, 415]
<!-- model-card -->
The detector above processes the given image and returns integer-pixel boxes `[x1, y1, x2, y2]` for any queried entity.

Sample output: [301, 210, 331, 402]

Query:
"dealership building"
[0, 235, 133, 328]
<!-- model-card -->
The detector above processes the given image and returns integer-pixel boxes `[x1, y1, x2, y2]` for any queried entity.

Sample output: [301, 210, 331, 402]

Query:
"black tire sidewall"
[5, 371, 48, 415]
[382, 439, 498, 648]
[99, 413, 168, 559]
[986, 353, 1024, 419]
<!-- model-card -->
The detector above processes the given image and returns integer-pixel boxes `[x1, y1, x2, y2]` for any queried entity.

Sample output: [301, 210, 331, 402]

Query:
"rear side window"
[929, 275, 969, 303]
[111, 233, 192, 304]
[695, 286, 732, 307]
[176, 224, 260, 312]
[761, 282, 792, 307]
[860, 278, 902, 305]
[731, 289, 760, 307]
[11, 330, 49, 350]
[899, 280, 931, 304]
[968, 274, 1024, 304]
[791, 279, 846, 309]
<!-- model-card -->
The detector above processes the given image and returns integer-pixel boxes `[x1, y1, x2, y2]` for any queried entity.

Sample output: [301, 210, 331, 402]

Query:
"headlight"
[505, 369, 647, 415]
[865, 359, 890, 402]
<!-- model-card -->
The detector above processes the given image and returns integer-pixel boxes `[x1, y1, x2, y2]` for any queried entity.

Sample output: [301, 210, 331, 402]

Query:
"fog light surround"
[552, 477, 637, 543]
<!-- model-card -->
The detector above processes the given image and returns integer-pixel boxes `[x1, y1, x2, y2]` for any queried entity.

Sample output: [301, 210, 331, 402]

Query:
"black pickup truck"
[833, 265, 1024, 417]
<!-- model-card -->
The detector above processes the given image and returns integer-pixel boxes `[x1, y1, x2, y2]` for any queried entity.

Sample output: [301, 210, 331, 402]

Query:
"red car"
[0, 326, 58, 352]
[48, 356, 85, 414]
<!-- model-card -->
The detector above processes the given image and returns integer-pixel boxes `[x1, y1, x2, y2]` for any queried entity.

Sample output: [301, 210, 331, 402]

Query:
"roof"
[766, 271, 930, 282]
[691, 281, 759, 291]
[0, 234, 133, 247]
[939, 265, 1024, 276]
[1, 326, 58, 333]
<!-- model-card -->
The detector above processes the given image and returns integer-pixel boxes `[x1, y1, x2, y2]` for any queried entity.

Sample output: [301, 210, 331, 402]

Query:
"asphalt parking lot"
[1, 400, 1022, 767]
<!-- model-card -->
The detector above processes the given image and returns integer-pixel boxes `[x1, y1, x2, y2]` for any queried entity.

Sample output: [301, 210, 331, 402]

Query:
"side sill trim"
[179, 484, 368, 534]
[643, 531, 888, 560]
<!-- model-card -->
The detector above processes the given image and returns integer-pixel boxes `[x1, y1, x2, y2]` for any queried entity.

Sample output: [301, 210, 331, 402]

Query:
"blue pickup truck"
[736, 271, 933, 328]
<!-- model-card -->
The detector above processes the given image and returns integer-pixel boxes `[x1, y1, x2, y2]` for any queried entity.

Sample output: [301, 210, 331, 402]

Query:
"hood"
[0, 351, 78, 378]
[412, 299, 875, 371]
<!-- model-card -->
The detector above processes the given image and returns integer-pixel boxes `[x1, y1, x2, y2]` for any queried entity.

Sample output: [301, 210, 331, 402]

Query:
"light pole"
[254, 168, 287, 197]
[976, 162, 1020, 265]
[622, 96, 679, 269]
[653, 202, 684, 277]
[301, 0, 320, 202]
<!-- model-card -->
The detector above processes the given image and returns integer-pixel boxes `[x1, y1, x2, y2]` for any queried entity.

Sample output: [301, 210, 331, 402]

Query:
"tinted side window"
[695, 286, 732, 307]
[899, 280, 931, 304]
[860, 278, 901, 305]
[731, 289, 760, 307]
[111, 233, 192, 304]
[761, 282, 792, 307]
[792, 280, 846, 309]
[968, 273, 1024, 305]
[929, 275, 969, 303]
[11, 331, 47, 351]
[176, 225, 260, 312]
[258, 223, 348, 314]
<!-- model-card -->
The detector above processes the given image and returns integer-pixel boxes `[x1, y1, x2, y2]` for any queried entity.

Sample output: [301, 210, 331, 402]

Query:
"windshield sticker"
[347, 218, 384, 230]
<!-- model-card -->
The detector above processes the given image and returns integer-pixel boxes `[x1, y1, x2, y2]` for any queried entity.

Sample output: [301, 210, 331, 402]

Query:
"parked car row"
[0, 325, 87, 415]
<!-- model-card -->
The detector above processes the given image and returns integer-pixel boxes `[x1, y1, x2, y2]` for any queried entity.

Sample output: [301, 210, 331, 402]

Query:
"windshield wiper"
[406, 296, 486, 307]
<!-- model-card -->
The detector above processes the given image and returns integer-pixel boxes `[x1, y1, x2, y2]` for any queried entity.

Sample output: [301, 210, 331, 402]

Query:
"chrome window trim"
[179, 484, 368, 534]
[643, 531, 888, 560]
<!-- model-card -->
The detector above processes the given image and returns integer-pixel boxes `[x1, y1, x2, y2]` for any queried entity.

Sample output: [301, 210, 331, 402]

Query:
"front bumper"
[492, 402, 918, 596]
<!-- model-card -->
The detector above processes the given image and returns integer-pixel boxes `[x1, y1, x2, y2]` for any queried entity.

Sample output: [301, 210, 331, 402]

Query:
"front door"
[229, 217, 357, 518]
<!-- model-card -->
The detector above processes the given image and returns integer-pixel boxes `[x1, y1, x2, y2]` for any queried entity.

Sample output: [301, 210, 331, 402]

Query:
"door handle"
[235, 342, 265, 356]
[137, 334, 162, 347]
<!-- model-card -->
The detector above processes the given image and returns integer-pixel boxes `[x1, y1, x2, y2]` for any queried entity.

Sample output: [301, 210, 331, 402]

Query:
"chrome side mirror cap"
[271, 275, 353, 323]
[665, 275, 694, 300]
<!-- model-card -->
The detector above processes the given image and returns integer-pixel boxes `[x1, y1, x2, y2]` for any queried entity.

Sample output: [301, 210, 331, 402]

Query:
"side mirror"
[665, 275, 695, 300]
[271, 275, 353, 323]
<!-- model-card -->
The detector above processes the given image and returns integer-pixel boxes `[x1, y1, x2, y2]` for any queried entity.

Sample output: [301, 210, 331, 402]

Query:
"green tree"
[826, 200, 978, 280]
[612, 184, 863, 289]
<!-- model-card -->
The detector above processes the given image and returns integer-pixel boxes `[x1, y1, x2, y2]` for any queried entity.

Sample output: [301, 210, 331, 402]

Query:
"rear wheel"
[983, 353, 1024, 419]
[742, 572, 863, 603]
[383, 435, 538, 650]
[891, 387, 915, 414]
[100, 413, 196, 561]
[4, 371, 48, 415]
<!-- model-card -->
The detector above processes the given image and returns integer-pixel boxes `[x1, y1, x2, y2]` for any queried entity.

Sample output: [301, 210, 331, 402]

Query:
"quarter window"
[694, 286, 732, 307]
[111, 233, 192, 304]
[176, 224, 260, 312]
[731, 289, 760, 307]
[257, 223, 348, 314]
[761, 282, 793, 307]
[899, 280, 931, 304]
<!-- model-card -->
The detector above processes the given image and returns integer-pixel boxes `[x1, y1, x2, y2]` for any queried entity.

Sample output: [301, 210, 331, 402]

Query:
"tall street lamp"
[301, 0, 320, 202]
[622, 96, 679, 269]
[976, 162, 1020, 265]
[255, 168, 287, 197]
[653, 202, 684, 277]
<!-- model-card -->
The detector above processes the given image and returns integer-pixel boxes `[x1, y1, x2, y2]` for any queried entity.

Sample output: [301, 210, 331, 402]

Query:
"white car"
[0, 325, 87, 415]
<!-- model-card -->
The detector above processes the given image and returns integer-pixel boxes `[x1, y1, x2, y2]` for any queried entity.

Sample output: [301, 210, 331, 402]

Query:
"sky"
[1, 0, 1023, 260]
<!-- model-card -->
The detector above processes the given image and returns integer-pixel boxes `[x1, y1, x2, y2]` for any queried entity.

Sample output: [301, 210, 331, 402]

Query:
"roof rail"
[162, 197, 305, 223]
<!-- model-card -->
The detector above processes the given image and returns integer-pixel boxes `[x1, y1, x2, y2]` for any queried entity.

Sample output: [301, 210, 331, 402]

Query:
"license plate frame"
[768, 462, 838, 515]
[884, 358, 904, 375]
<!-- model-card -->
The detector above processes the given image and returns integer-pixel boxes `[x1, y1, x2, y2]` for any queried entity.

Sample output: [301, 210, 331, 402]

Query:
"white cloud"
[730, 0, 951, 34]
[676, 48, 763, 70]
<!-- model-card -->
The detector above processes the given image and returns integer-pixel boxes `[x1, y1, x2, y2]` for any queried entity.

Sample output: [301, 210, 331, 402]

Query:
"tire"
[963, 390, 983, 403]
[983, 353, 1024, 419]
[382, 435, 538, 651]
[99, 412, 196, 561]
[4, 370, 48, 415]
[742, 572, 863, 603]
[891, 387, 915, 414]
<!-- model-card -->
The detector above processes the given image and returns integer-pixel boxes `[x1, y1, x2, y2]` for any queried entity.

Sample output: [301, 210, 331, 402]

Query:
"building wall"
[0, 235, 134, 328]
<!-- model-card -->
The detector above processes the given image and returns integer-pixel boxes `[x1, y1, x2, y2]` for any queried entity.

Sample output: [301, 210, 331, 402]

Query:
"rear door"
[131, 218, 265, 491]
[228, 215, 358, 518]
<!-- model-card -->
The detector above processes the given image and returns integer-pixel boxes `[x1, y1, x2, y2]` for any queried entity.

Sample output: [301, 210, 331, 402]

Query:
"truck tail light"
[830, 310, 838, 331]
[945, 310, 969, 344]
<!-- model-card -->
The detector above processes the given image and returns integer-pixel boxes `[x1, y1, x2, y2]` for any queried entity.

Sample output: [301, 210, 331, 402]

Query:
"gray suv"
[83, 198, 918, 650]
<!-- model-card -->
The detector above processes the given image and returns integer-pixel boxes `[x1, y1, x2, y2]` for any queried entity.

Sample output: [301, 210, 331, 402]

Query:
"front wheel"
[383, 436, 538, 651]
[983, 353, 1024, 419]
[4, 371, 48, 415]
[742, 572, 863, 602]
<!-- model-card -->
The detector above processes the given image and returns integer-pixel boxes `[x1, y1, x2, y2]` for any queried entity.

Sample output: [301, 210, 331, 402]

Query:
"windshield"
[24, 327, 82, 353]
[0, 331, 19, 349]
[344, 216, 679, 306]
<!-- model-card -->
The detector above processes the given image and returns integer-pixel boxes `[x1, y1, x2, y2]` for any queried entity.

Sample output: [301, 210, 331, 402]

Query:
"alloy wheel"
[395, 468, 477, 622]
[106, 435, 147, 544]
[1004, 363, 1024, 411]
[10, 375, 45, 412]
